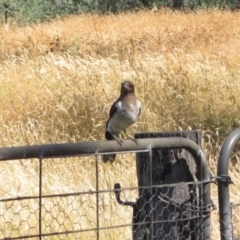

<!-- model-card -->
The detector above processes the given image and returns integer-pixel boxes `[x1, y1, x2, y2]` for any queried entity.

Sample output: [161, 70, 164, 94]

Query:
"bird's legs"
[110, 132, 124, 146]
[123, 129, 138, 144]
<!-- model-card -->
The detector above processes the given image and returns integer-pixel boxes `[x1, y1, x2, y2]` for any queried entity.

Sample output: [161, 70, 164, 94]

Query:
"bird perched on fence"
[102, 81, 141, 162]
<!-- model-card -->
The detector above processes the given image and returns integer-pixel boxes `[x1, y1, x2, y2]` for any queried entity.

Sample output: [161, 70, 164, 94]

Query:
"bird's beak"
[121, 82, 127, 88]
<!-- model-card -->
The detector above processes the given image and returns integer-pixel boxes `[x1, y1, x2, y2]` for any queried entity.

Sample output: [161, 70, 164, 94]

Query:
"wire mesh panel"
[0, 137, 212, 239]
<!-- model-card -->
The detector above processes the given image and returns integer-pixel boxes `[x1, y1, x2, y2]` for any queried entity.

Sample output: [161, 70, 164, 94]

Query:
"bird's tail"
[102, 153, 116, 163]
[102, 131, 117, 163]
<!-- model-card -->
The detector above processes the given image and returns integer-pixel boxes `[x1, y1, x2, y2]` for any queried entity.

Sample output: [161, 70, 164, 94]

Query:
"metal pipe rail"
[0, 137, 204, 161]
[217, 127, 240, 240]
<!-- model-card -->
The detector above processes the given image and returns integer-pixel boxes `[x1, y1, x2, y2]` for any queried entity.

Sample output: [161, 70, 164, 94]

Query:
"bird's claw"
[116, 138, 124, 146]
[127, 137, 138, 145]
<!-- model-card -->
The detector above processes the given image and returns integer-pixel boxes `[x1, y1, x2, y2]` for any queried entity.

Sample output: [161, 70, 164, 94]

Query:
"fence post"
[133, 131, 211, 240]
[217, 127, 240, 240]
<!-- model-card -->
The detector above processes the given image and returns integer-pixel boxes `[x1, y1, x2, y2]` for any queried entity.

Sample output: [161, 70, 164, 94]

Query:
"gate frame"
[0, 137, 212, 239]
[217, 127, 240, 240]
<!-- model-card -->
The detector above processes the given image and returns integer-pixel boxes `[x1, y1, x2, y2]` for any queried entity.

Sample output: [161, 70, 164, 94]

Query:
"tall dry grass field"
[0, 9, 240, 239]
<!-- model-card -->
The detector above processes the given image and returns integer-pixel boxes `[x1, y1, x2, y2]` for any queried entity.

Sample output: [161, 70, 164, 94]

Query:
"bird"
[102, 80, 141, 162]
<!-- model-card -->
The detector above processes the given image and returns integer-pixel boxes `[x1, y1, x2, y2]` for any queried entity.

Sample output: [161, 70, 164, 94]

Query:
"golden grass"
[0, 9, 240, 239]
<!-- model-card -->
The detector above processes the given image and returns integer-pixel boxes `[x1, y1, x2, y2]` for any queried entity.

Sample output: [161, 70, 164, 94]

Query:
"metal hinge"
[211, 174, 234, 185]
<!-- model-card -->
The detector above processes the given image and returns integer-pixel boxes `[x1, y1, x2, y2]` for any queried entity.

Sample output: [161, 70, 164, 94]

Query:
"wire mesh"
[0, 181, 209, 239]
[231, 203, 240, 240]
[0, 138, 213, 239]
[0, 158, 211, 239]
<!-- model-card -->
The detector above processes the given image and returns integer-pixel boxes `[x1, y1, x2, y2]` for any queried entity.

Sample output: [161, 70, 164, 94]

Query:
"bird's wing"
[109, 99, 119, 119]
[106, 100, 119, 129]
[105, 100, 121, 139]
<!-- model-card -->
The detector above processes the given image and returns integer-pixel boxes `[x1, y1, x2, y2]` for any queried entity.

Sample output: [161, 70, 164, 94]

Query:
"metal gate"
[0, 137, 214, 239]
[217, 127, 240, 240]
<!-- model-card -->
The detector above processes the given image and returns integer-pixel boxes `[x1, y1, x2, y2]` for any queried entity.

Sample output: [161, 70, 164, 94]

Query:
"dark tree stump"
[132, 131, 206, 240]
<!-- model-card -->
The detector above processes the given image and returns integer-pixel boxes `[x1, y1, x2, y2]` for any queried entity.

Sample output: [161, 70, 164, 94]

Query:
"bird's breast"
[107, 106, 139, 134]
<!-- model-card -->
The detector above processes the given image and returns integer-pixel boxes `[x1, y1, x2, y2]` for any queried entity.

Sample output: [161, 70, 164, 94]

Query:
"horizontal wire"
[0, 181, 205, 202]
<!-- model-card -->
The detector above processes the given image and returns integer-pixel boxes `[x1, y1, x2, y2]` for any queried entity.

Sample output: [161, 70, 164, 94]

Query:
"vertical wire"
[39, 155, 43, 240]
[95, 154, 99, 240]
[149, 148, 153, 190]
[199, 154, 203, 239]
[149, 148, 153, 240]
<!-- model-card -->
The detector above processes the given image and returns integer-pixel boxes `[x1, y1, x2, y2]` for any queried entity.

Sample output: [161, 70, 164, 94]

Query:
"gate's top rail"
[0, 137, 203, 161]
[0, 137, 211, 209]
[0, 137, 209, 181]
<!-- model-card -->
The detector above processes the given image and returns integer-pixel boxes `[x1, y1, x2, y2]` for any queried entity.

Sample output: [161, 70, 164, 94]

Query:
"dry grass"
[0, 9, 240, 239]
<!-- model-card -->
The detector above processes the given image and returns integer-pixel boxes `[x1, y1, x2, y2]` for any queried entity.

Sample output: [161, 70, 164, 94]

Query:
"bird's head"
[120, 81, 135, 95]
